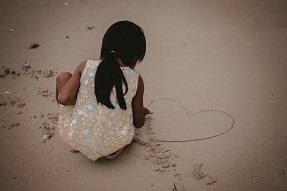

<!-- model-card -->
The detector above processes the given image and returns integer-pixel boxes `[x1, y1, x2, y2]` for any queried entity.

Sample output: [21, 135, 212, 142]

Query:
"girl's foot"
[105, 148, 124, 160]
[68, 146, 79, 153]
[105, 144, 130, 160]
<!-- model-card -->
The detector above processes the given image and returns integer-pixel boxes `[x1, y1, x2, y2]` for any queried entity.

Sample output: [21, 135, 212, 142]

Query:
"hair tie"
[110, 51, 116, 54]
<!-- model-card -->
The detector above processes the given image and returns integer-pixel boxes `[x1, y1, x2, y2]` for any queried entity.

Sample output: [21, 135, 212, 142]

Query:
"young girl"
[56, 21, 150, 161]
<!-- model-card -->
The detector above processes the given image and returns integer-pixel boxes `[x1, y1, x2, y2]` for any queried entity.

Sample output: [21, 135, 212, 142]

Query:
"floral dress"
[58, 60, 139, 161]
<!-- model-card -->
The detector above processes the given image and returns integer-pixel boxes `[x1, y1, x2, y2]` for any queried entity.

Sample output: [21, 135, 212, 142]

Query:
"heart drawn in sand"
[146, 98, 234, 142]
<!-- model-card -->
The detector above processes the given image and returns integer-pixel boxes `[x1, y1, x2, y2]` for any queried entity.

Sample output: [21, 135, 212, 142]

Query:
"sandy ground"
[1, 0, 287, 190]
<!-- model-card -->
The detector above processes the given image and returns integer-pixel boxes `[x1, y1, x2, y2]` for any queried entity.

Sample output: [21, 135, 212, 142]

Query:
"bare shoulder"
[75, 60, 87, 75]
[132, 74, 145, 128]
[137, 75, 144, 93]
[138, 75, 144, 84]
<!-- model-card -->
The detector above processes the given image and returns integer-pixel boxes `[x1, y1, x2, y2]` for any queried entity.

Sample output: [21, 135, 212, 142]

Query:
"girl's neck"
[117, 58, 135, 69]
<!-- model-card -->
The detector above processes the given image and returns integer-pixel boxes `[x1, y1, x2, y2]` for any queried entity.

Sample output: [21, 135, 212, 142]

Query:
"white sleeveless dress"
[58, 60, 139, 161]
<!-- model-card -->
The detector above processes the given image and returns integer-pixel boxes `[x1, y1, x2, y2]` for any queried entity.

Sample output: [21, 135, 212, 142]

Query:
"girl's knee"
[56, 72, 72, 83]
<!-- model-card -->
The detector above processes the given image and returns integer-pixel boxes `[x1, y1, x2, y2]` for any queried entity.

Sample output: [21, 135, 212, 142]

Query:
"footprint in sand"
[36, 112, 59, 142]
[0, 95, 26, 108]
[133, 117, 186, 190]
[36, 87, 56, 102]
[133, 97, 235, 189]
[0, 67, 56, 79]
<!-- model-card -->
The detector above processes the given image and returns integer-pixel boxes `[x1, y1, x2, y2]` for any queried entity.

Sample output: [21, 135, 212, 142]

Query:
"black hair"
[94, 21, 146, 110]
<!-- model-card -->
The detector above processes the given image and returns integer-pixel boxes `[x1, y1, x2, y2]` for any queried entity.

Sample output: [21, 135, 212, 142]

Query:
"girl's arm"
[58, 61, 86, 105]
[132, 76, 150, 128]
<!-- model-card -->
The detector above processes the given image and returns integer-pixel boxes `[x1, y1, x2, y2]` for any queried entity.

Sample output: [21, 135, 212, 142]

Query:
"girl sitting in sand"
[56, 21, 150, 161]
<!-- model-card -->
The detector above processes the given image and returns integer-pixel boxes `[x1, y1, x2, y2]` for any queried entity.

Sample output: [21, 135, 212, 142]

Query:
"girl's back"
[58, 60, 139, 161]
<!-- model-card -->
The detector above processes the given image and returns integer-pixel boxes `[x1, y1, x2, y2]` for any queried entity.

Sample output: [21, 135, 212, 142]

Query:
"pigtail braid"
[94, 52, 128, 110]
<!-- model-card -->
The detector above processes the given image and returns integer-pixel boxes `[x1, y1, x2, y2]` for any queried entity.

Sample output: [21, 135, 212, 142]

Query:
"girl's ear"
[131, 57, 139, 69]
[132, 56, 138, 63]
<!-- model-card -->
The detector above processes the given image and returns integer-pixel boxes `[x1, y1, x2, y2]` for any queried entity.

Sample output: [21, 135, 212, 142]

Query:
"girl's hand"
[58, 61, 86, 105]
[144, 107, 151, 116]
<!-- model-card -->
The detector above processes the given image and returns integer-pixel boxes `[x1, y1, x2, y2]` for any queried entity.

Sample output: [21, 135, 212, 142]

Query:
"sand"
[1, 0, 287, 190]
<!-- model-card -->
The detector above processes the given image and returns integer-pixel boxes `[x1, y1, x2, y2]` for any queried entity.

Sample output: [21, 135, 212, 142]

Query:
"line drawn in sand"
[133, 97, 235, 190]
[146, 97, 235, 143]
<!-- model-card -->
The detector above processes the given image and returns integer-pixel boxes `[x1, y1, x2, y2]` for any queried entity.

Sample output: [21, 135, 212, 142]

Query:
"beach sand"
[0, 0, 287, 190]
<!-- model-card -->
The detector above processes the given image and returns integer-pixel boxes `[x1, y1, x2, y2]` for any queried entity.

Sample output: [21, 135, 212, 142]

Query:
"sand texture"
[1, 0, 287, 190]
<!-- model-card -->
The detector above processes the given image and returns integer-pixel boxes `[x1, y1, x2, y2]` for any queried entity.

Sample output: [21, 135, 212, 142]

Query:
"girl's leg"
[56, 72, 72, 104]
[105, 144, 131, 160]
[56, 72, 79, 153]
